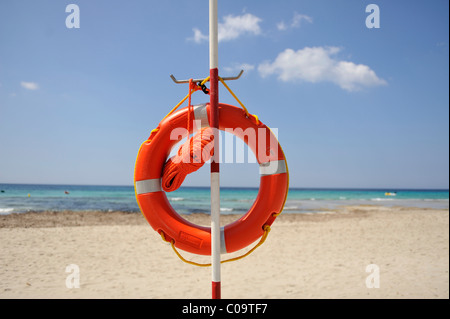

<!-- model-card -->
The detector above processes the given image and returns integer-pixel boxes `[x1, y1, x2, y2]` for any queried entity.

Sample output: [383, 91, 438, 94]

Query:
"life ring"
[134, 103, 289, 256]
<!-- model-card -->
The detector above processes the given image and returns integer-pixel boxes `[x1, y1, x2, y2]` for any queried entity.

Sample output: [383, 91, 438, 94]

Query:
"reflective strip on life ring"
[135, 179, 161, 194]
[134, 103, 289, 256]
[193, 104, 209, 128]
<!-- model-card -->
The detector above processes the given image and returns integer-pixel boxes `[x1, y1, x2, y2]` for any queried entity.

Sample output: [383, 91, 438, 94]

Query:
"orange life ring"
[134, 103, 288, 256]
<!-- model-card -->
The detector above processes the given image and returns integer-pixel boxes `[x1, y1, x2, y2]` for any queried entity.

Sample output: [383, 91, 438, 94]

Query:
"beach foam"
[0, 208, 14, 215]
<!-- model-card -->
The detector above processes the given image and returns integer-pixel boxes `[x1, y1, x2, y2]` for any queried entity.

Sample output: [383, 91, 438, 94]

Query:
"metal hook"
[170, 70, 244, 84]
[222, 69, 244, 81]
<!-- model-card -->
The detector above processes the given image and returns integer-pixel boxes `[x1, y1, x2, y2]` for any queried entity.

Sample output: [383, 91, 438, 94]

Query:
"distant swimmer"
[0, 190, 4, 193]
[385, 192, 397, 196]
[64, 191, 70, 195]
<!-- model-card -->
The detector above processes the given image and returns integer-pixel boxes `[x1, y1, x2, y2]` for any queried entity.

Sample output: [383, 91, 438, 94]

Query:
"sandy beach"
[0, 206, 448, 299]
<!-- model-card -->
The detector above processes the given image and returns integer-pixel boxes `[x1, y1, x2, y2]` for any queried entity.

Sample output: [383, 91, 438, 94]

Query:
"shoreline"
[0, 205, 447, 228]
[1, 205, 448, 299]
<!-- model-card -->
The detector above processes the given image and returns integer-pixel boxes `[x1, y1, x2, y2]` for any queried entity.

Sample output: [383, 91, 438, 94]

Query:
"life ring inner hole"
[165, 130, 260, 227]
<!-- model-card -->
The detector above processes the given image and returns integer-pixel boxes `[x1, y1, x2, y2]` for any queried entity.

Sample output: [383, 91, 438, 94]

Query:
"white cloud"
[20, 81, 39, 90]
[291, 12, 313, 27]
[189, 13, 262, 43]
[276, 21, 287, 31]
[278, 12, 313, 31]
[223, 63, 255, 74]
[219, 13, 262, 42]
[258, 47, 387, 91]
[191, 28, 208, 44]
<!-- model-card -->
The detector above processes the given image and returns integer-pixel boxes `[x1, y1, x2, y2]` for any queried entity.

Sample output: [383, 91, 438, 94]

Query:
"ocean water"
[0, 183, 448, 215]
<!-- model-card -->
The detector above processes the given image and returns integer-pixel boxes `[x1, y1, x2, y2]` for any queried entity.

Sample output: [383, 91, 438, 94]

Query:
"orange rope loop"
[162, 127, 215, 192]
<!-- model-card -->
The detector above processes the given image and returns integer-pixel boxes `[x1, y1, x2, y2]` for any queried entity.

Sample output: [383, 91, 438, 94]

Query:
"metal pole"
[209, 0, 221, 300]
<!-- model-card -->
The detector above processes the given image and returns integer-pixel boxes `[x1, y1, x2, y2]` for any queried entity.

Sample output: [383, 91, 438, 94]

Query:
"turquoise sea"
[0, 183, 448, 215]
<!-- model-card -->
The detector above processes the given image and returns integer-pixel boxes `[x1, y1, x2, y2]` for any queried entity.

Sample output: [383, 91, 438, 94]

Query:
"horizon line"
[0, 182, 448, 192]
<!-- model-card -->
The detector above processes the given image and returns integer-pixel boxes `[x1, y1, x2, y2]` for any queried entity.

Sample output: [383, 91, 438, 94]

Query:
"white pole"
[209, 0, 218, 69]
[209, 0, 221, 299]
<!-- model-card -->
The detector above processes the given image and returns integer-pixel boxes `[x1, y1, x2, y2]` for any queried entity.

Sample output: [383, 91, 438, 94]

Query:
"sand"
[0, 206, 448, 299]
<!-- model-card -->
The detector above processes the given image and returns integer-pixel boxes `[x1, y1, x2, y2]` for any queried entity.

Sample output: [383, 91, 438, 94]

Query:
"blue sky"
[0, 0, 448, 189]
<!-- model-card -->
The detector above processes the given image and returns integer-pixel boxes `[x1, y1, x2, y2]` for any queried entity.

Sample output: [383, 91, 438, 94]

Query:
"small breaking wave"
[283, 206, 300, 211]
[0, 207, 14, 215]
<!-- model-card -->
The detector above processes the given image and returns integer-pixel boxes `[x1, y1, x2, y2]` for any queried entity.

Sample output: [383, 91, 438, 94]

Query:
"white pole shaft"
[209, 0, 219, 69]
[209, 0, 221, 299]
[211, 172, 220, 281]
